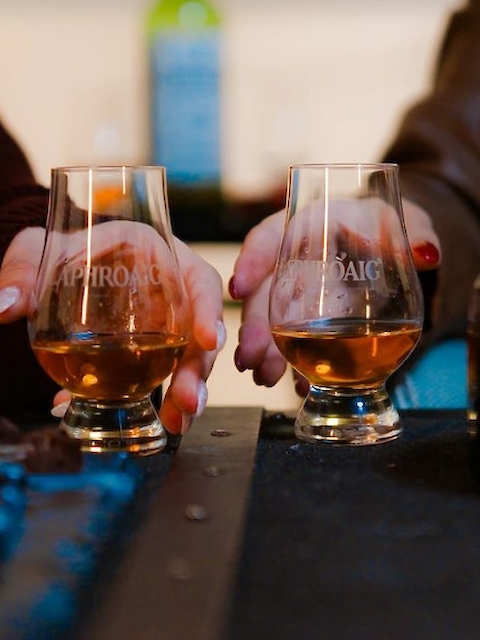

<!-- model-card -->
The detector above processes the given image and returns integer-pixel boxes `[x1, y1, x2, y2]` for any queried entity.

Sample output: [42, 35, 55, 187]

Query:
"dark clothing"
[0, 120, 60, 421]
[383, 0, 480, 333]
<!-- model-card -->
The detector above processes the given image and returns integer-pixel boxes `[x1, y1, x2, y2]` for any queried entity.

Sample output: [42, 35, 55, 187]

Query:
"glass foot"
[294, 385, 402, 445]
[61, 396, 167, 455]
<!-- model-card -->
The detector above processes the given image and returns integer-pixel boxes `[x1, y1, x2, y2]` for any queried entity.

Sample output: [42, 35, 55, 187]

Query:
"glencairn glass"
[269, 163, 423, 445]
[28, 166, 190, 454]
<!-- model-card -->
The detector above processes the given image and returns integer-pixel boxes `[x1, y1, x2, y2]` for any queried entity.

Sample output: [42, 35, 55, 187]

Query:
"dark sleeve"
[0, 119, 50, 258]
[0, 119, 60, 422]
[382, 0, 480, 332]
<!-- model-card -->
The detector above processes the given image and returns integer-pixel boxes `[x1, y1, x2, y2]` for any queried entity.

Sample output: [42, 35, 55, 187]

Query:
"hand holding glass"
[269, 164, 423, 445]
[28, 166, 190, 454]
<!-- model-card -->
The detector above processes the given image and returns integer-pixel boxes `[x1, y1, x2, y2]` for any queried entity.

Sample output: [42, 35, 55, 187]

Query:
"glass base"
[61, 396, 167, 455]
[294, 385, 401, 445]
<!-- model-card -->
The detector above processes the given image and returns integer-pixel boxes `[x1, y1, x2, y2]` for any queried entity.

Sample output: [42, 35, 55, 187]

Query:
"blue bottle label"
[150, 32, 221, 184]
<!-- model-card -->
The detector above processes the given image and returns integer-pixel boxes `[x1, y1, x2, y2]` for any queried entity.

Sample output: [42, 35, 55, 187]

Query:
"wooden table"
[0, 407, 478, 640]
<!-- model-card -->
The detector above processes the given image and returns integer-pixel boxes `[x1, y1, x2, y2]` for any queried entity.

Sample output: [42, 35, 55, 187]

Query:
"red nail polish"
[234, 346, 246, 372]
[413, 242, 440, 266]
[228, 276, 237, 300]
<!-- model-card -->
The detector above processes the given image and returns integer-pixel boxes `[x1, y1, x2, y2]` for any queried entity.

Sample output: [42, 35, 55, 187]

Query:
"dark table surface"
[0, 407, 478, 640]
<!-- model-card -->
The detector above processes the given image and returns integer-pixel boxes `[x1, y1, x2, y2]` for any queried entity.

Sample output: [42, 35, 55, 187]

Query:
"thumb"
[0, 227, 45, 323]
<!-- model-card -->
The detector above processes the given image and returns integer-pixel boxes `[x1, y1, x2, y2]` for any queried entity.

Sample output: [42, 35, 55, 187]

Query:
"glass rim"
[51, 165, 167, 173]
[288, 162, 398, 170]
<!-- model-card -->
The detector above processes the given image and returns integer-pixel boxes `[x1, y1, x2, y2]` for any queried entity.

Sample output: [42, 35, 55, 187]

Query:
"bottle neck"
[147, 0, 220, 34]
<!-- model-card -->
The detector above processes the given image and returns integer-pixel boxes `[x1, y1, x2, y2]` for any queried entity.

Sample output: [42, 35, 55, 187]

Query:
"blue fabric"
[392, 339, 467, 409]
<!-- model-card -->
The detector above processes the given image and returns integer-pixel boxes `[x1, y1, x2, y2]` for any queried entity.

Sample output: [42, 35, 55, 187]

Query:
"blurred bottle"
[146, 0, 224, 239]
[468, 274, 480, 433]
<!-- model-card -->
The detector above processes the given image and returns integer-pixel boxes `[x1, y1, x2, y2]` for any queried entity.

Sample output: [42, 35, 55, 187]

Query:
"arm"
[0, 120, 58, 420]
[232, 0, 479, 386]
[0, 120, 225, 431]
[382, 0, 480, 330]
[0, 119, 49, 257]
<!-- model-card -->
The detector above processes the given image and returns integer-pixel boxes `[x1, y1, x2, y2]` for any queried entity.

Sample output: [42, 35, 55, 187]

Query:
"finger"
[160, 377, 207, 436]
[160, 341, 216, 434]
[411, 241, 441, 271]
[236, 316, 287, 387]
[156, 239, 225, 435]
[235, 276, 272, 370]
[292, 370, 309, 397]
[0, 227, 45, 323]
[252, 341, 287, 387]
[234, 274, 287, 386]
[51, 389, 71, 418]
[235, 323, 287, 387]
[53, 389, 71, 405]
[337, 197, 441, 272]
[229, 210, 284, 299]
[235, 313, 272, 372]
[175, 238, 225, 352]
[402, 199, 441, 270]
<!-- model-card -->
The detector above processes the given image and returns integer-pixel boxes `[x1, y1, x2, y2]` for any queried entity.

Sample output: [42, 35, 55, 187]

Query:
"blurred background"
[0, 0, 460, 409]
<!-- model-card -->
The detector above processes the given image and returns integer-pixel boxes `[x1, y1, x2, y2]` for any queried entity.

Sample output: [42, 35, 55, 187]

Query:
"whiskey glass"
[269, 163, 423, 445]
[28, 166, 190, 454]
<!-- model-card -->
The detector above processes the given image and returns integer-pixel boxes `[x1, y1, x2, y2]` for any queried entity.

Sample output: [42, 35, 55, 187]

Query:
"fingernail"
[51, 401, 70, 419]
[0, 286, 20, 313]
[412, 242, 440, 266]
[294, 378, 308, 398]
[228, 276, 237, 300]
[181, 414, 193, 436]
[216, 320, 227, 351]
[234, 347, 246, 372]
[180, 381, 208, 435]
[194, 380, 208, 418]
